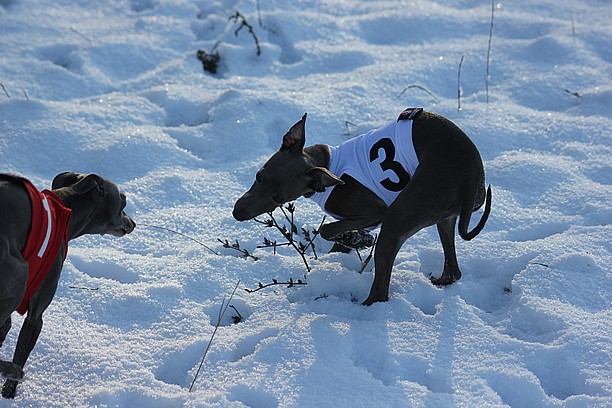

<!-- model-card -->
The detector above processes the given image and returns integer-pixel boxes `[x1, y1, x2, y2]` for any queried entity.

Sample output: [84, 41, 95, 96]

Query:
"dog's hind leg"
[430, 216, 462, 285]
[362, 182, 441, 305]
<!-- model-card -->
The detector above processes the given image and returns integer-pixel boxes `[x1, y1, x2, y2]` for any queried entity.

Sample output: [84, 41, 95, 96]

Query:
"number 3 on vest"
[369, 138, 411, 192]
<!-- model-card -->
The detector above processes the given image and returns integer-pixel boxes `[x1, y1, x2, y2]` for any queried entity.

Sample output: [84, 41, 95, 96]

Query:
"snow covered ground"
[1, 0, 610, 406]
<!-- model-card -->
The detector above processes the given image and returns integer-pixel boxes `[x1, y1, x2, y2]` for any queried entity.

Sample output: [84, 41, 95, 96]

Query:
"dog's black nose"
[232, 208, 247, 222]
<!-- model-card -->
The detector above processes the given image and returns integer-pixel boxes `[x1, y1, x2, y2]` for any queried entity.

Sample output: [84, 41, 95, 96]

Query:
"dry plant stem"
[486, 0, 495, 103]
[358, 235, 377, 274]
[266, 211, 311, 272]
[189, 280, 241, 392]
[397, 84, 439, 103]
[140, 223, 219, 255]
[297, 215, 325, 259]
[229, 11, 261, 56]
[457, 55, 465, 110]
[1, 84, 10, 99]
[245, 278, 307, 293]
[217, 239, 259, 260]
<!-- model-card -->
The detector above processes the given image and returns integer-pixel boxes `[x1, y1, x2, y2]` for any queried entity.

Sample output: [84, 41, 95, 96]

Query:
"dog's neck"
[304, 144, 332, 169]
[53, 189, 97, 240]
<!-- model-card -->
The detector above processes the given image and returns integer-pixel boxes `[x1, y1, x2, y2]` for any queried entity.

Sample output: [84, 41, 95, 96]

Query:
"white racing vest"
[310, 116, 420, 219]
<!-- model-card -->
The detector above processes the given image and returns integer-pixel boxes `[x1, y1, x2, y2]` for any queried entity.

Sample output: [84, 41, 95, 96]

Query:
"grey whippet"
[0, 172, 135, 398]
[233, 109, 491, 306]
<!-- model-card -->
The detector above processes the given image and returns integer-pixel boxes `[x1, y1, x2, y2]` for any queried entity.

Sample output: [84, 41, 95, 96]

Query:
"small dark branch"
[266, 210, 311, 272]
[1, 84, 10, 99]
[245, 277, 307, 293]
[189, 280, 240, 392]
[485, 0, 495, 104]
[197, 41, 221, 75]
[457, 55, 465, 110]
[217, 238, 259, 261]
[23, 90, 29, 100]
[564, 89, 581, 98]
[229, 305, 243, 324]
[397, 84, 439, 103]
[229, 11, 261, 56]
[570, 12, 576, 36]
[70, 27, 93, 43]
[140, 223, 219, 255]
[68, 285, 100, 291]
[529, 261, 549, 268]
[255, 205, 324, 270]
[358, 235, 377, 274]
[280, 204, 296, 241]
[254, 217, 274, 227]
[342, 120, 357, 136]
[301, 215, 326, 260]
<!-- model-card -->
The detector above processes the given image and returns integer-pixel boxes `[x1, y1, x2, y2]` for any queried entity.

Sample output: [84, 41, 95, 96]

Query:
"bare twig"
[140, 223, 219, 255]
[229, 305, 243, 324]
[189, 280, 240, 392]
[265, 210, 311, 272]
[485, 0, 495, 103]
[397, 84, 439, 103]
[1, 84, 10, 99]
[564, 89, 581, 98]
[457, 55, 465, 110]
[217, 238, 259, 260]
[68, 286, 100, 291]
[245, 277, 306, 293]
[342, 120, 357, 136]
[358, 235, 377, 274]
[197, 42, 221, 75]
[229, 11, 261, 56]
[570, 12, 576, 36]
[70, 27, 93, 43]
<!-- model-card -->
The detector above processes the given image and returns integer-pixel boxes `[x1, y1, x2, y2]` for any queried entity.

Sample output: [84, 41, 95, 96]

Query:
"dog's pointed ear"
[281, 113, 307, 154]
[71, 174, 105, 198]
[306, 167, 344, 193]
[52, 172, 80, 189]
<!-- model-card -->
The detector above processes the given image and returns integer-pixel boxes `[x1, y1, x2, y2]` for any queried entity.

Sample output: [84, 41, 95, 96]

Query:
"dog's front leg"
[319, 217, 381, 241]
[2, 311, 46, 398]
[319, 217, 381, 253]
[1, 312, 45, 399]
[3, 260, 62, 399]
[362, 223, 407, 305]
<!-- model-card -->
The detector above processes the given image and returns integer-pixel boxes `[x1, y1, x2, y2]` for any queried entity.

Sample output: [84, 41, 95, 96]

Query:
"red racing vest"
[16, 180, 72, 315]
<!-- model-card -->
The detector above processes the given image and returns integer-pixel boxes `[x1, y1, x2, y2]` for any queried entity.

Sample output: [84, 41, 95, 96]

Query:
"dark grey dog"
[233, 109, 491, 305]
[0, 172, 135, 398]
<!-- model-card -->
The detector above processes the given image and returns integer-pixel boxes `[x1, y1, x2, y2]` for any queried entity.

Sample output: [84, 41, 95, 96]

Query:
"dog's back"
[0, 175, 32, 251]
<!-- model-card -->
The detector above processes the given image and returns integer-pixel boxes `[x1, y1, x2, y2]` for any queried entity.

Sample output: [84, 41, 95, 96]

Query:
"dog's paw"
[362, 295, 388, 306]
[0, 362, 24, 382]
[1, 379, 18, 399]
[332, 229, 375, 250]
[430, 273, 458, 286]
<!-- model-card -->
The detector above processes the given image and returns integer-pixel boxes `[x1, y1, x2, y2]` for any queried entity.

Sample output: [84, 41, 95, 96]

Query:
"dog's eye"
[256, 172, 262, 182]
[272, 194, 285, 204]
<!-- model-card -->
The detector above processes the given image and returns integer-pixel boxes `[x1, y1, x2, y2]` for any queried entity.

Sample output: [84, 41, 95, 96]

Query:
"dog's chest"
[311, 118, 419, 217]
[16, 180, 72, 315]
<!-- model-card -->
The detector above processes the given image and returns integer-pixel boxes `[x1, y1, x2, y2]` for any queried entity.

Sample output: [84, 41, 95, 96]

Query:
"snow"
[1, 0, 610, 406]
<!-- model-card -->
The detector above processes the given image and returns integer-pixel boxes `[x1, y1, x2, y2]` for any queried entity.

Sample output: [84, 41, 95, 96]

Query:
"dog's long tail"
[458, 183, 492, 241]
